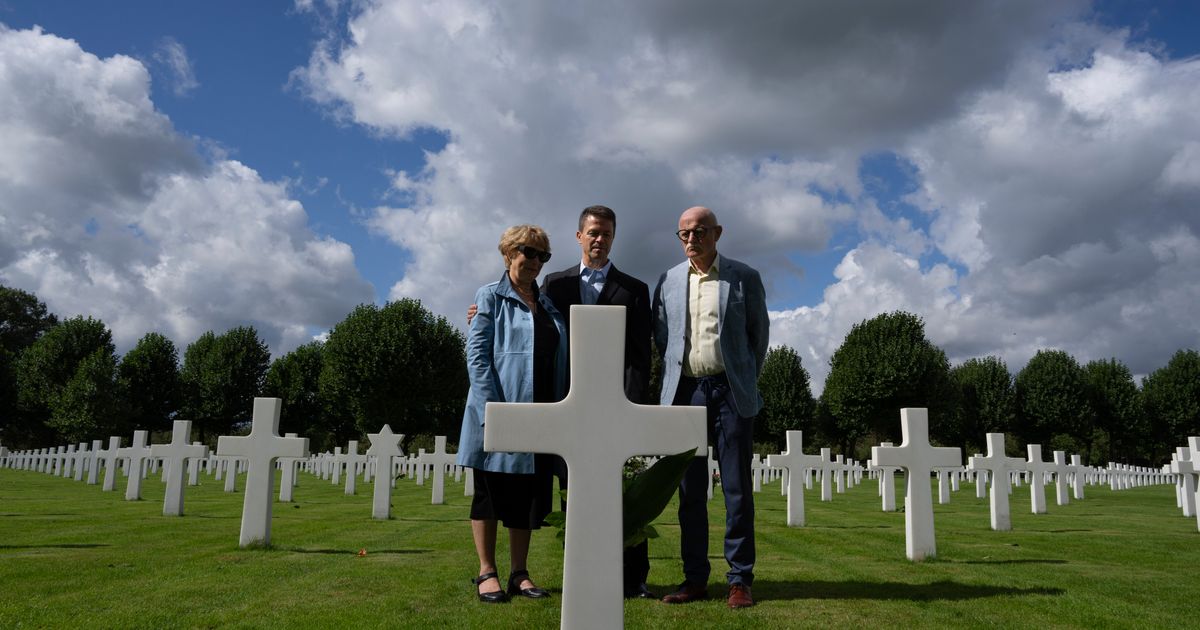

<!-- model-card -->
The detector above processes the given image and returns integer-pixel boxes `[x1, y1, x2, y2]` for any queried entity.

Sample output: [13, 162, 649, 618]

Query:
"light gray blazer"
[652, 254, 769, 418]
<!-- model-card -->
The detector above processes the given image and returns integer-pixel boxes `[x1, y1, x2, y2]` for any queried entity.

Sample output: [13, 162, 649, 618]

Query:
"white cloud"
[0, 25, 374, 356]
[294, 1, 1198, 392]
[153, 37, 199, 97]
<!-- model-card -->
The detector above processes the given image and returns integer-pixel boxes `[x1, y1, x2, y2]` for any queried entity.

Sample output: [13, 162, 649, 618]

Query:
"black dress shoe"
[624, 583, 657, 599]
[473, 571, 509, 603]
[507, 569, 551, 599]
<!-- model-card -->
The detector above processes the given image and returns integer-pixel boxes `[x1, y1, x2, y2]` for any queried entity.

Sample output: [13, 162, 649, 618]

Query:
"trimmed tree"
[757, 345, 816, 448]
[821, 311, 952, 455]
[117, 332, 181, 436]
[1014, 349, 1093, 458]
[1083, 358, 1143, 464]
[264, 341, 332, 448]
[179, 326, 270, 440]
[1141, 349, 1200, 463]
[319, 299, 466, 452]
[15, 316, 119, 443]
[945, 356, 1014, 456]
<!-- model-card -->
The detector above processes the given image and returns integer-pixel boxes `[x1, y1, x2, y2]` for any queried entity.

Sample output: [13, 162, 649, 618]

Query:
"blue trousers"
[674, 373, 755, 587]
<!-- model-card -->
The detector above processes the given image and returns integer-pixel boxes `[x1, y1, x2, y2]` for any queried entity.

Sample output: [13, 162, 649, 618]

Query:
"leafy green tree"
[52, 347, 121, 443]
[1083, 358, 1143, 464]
[179, 327, 270, 440]
[264, 341, 335, 448]
[1, 286, 59, 356]
[945, 356, 1014, 455]
[1, 287, 59, 446]
[1141, 349, 1200, 463]
[1013, 349, 1093, 457]
[15, 316, 118, 443]
[117, 333, 181, 436]
[319, 299, 467, 452]
[821, 311, 952, 454]
[756, 345, 816, 448]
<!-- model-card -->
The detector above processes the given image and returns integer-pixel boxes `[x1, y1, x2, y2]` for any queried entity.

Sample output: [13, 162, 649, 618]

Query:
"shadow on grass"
[804, 524, 895, 530]
[949, 559, 1068, 565]
[0, 543, 109, 549]
[745, 579, 1065, 601]
[283, 547, 432, 555]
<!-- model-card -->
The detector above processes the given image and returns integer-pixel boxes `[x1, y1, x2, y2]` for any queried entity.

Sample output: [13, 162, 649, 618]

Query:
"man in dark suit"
[541, 205, 655, 599]
[467, 205, 656, 598]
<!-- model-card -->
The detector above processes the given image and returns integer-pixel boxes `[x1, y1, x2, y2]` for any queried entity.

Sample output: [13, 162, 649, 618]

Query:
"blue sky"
[1, 1, 1198, 391]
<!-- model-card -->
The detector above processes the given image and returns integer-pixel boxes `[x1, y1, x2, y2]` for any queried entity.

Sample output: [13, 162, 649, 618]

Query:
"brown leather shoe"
[727, 584, 754, 609]
[661, 582, 709, 604]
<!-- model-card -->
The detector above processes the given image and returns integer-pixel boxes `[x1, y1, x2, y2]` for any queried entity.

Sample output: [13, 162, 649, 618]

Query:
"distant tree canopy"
[943, 356, 1014, 456]
[264, 341, 330, 448]
[1084, 358, 1142, 463]
[821, 311, 951, 455]
[180, 326, 270, 441]
[15, 316, 119, 444]
[1014, 349, 1093, 458]
[0, 286, 59, 444]
[1141, 349, 1200, 462]
[319, 299, 467, 452]
[118, 333, 181, 437]
[757, 345, 816, 448]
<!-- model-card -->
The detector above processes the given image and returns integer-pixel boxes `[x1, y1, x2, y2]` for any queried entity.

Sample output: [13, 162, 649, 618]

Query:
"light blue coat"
[652, 255, 769, 418]
[456, 272, 568, 474]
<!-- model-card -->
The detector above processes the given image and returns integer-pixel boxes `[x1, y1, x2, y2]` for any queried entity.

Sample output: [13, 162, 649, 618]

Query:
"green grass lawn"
[0, 466, 1195, 629]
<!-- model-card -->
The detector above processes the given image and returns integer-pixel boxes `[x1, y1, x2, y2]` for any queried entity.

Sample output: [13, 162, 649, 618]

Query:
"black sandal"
[473, 571, 509, 603]
[507, 569, 551, 599]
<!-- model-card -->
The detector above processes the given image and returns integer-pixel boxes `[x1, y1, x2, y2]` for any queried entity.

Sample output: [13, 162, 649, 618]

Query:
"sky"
[1, 0, 1198, 393]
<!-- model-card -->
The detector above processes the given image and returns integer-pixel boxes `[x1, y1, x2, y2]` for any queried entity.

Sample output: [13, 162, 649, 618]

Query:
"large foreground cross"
[871, 408, 961, 561]
[484, 305, 706, 630]
[217, 398, 310, 547]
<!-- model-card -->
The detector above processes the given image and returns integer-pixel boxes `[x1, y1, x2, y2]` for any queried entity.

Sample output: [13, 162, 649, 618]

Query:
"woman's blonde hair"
[498, 224, 551, 265]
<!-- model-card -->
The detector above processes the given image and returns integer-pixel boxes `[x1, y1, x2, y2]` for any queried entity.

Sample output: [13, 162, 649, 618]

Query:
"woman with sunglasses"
[456, 224, 568, 603]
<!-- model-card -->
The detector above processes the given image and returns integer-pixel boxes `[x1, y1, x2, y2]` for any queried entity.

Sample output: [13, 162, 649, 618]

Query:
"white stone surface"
[426, 436, 456, 505]
[367, 425, 405, 519]
[484, 305, 705, 630]
[767, 431, 823, 527]
[151, 420, 209, 516]
[816, 448, 836, 502]
[968, 433, 1026, 531]
[100, 436, 122, 491]
[86, 440, 103, 485]
[1052, 451, 1071, 506]
[279, 433, 303, 503]
[871, 408, 961, 561]
[118, 431, 152, 501]
[1025, 444, 1052, 514]
[216, 398, 310, 547]
[1069, 455, 1087, 500]
[342, 441, 367, 496]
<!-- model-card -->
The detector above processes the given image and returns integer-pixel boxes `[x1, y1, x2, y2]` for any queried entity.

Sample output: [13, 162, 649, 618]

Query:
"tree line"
[0, 286, 465, 453]
[2, 286, 1197, 465]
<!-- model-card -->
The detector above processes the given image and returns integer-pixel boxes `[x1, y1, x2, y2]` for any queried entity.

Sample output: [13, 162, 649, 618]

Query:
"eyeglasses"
[675, 227, 711, 242]
[516, 244, 552, 263]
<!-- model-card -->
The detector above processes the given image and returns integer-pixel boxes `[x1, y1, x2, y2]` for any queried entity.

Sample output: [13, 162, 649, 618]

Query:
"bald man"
[653, 206, 768, 609]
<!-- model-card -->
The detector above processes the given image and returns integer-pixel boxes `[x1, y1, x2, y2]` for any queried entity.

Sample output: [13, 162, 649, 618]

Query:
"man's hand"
[467, 304, 478, 325]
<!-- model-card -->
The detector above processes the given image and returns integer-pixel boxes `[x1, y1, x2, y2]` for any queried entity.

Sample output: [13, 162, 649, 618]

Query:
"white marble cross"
[1188, 437, 1200, 532]
[118, 431, 152, 501]
[72, 442, 88, 481]
[875, 443, 898, 512]
[342, 440, 368, 496]
[1068, 454, 1087, 500]
[100, 436, 122, 491]
[330, 446, 343, 485]
[1171, 446, 1196, 518]
[967, 433, 1026, 531]
[279, 433, 303, 502]
[367, 425, 405, 519]
[1052, 450, 1071, 506]
[426, 435, 457, 505]
[484, 305, 706, 630]
[1025, 444, 1053, 514]
[86, 439, 103, 484]
[767, 431, 823, 527]
[871, 408, 961, 561]
[150, 420, 209, 516]
[216, 398, 310, 547]
[811, 448, 833, 501]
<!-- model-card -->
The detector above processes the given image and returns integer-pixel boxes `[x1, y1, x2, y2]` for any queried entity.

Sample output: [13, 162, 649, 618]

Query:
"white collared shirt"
[579, 260, 612, 305]
[683, 253, 724, 376]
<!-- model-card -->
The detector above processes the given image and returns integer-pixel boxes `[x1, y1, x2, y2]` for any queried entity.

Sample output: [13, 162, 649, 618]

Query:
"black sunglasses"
[516, 244, 552, 263]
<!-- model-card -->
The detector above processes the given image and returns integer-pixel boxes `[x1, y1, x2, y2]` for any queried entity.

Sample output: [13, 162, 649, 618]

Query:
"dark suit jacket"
[542, 263, 652, 404]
